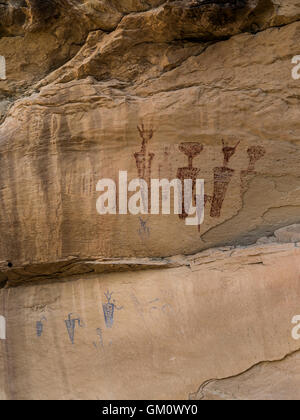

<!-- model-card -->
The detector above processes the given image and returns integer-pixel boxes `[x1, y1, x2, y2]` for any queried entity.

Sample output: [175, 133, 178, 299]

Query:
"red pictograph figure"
[0, 56, 6, 80]
[177, 142, 204, 221]
[134, 123, 155, 221]
[240, 145, 266, 197]
[134, 124, 155, 187]
[210, 140, 240, 218]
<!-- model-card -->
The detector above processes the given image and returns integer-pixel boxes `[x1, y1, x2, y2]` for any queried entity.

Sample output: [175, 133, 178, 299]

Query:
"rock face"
[1, 242, 300, 400]
[1, 0, 300, 400]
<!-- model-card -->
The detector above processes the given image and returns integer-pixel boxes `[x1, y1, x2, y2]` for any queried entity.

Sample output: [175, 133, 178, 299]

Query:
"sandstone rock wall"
[1, 241, 300, 400]
[0, 1, 300, 269]
[1, 0, 300, 400]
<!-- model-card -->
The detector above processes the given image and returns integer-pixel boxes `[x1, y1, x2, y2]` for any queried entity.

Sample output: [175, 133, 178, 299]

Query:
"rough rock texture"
[275, 224, 300, 243]
[1, 0, 300, 400]
[1, 0, 300, 269]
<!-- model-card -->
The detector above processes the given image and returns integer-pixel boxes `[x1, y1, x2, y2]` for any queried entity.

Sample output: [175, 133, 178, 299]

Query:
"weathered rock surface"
[275, 224, 300, 243]
[1, 0, 300, 400]
[0, 1, 300, 269]
[1, 241, 300, 400]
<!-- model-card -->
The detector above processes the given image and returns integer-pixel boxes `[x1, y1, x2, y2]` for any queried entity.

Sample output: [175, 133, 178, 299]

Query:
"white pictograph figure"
[0, 315, 6, 340]
[0, 56, 6, 80]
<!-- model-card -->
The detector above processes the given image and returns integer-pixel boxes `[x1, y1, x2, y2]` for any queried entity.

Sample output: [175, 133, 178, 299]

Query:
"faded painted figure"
[177, 142, 203, 220]
[134, 123, 155, 215]
[240, 146, 266, 197]
[134, 124, 155, 187]
[36, 316, 47, 338]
